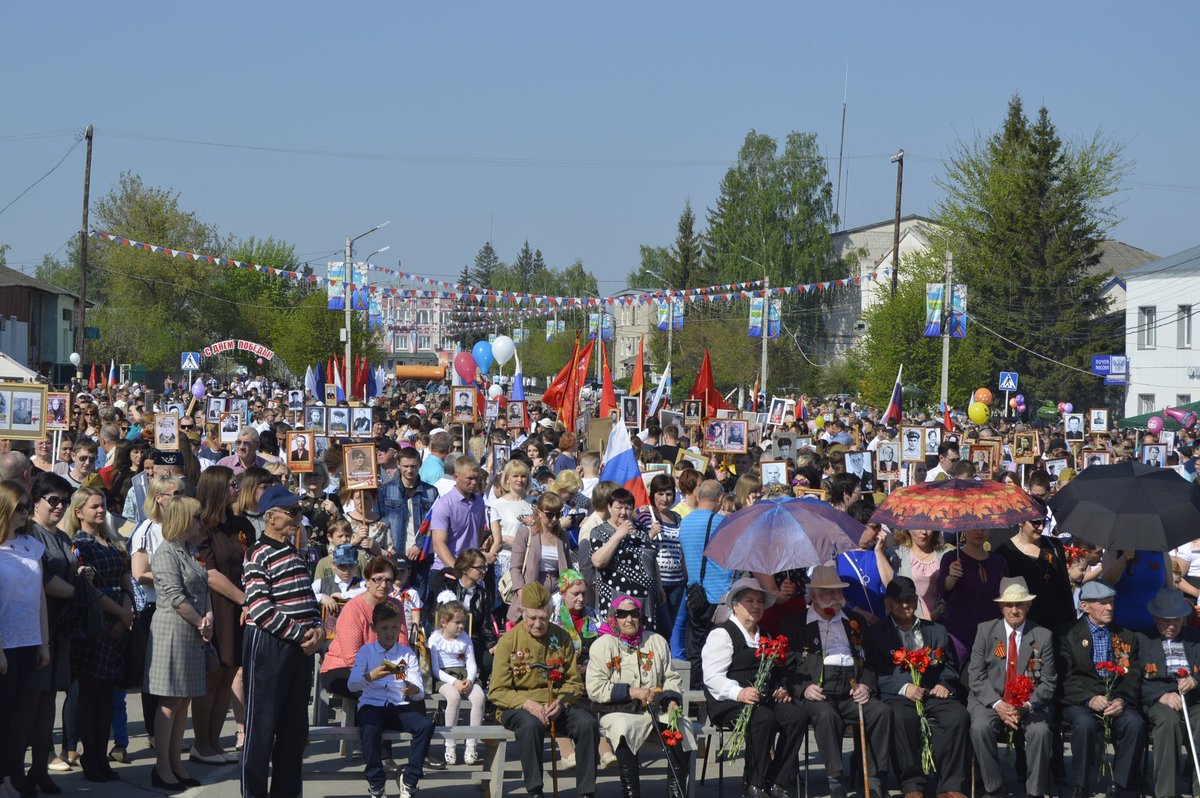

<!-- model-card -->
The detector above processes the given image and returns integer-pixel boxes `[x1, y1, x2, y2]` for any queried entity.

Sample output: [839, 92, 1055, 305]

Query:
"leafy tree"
[627, 245, 672, 290]
[934, 95, 1126, 408]
[560, 258, 598, 297]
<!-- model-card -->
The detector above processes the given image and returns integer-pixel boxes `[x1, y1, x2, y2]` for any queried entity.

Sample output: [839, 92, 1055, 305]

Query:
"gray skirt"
[145, 604, 207, 697]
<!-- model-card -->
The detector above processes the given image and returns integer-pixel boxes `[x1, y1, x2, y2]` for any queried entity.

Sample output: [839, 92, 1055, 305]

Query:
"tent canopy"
[1118, 399, 1200, 431]
[0, 352, 38, 382]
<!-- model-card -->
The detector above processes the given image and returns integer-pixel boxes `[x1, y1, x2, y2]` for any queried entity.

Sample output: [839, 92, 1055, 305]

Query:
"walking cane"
[648, 703, 687, 797]
[849, 678, 871, 798]
[547, 677, 560, 798]
[1181, 689, 1200, 790]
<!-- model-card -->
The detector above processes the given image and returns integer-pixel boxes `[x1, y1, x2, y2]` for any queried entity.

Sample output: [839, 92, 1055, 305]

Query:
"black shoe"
[424, 755, 447, 771]
[31, 773, 61, 796]
[829, 778, 848, 798]
[8, 774, 37, 798]
[767, 787, 790, 798]
[83, 771, 119, 784]
[171, 773, 202, 788]
[102, 769, 121, 781]
[618, 760, 641, 798]
[150, 770, 184, 791]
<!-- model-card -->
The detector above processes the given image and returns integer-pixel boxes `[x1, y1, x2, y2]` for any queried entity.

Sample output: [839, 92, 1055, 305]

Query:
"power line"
[0, 135, 83, 218]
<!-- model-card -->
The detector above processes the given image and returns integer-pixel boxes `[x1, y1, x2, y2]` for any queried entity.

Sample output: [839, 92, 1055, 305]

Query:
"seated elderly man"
[1059, 580, 1146, 798]
[865, 576, 969, 798]
[968, 577, 1057, 798]
[1137, 588, 1200, 798]
[489, 582, 599, 798]
[781, 566, 891, 798]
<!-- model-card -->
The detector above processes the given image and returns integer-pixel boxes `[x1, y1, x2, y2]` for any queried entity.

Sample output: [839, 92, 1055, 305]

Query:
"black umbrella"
[1048, 461, 1200, 551]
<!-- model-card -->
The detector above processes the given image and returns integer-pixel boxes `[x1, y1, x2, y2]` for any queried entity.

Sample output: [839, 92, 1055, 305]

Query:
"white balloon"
[491, 335, 516, 365]
[488, 384, 503, 399]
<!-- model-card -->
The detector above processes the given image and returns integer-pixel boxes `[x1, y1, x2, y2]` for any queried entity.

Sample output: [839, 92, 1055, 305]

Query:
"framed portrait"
[1044, 457, 1069, 482]
[450, 387, 478, 424]
[924, 426, 942, 457]
[323, 385, 338, 406]
[142, 389, 157, 412]
[1159, 430, 1177, 451]
[1064, 413, 1085, 442]
[304, 405, 327, 433]
[683, 400, 703, 424]
[773, 434, 796, 461]
[1080, 449, 1110, 470]
[679, 450, 708, 473]
[645, 462, 673, 477]
[154, 413, 180, 451]
[723, 420, 748, 454]
[218, 412, 241, 445]
[328, 406, 350, 436]
[845, 450, 874, 490]
[1142, 444, 1167, 468]
[1088, 408, 1109, 435]
[767, 397, 787, 427]
[703, 419, 726, 453]
[1012, 431, 1040, 465]
[795, 437, 813, 452]
[229, 398, 250, 422]
[313, 435, 330, 461]
[659, 409, 684, 433]
[875, 441, 900, 477]
[350, 407, 373, 437]
[715, 409, 737, 419]
[621, 395, 642, 428]
[968, 440, 1001, 481]
[45, 392, 70, 432]
[506, 400, 526, 429]
[342, 443, 379, 490]
[286, 430, 315, 473]
[484, 399, 500, 421]
[166, 402, 186, 419]
[491, 444, 510, 474]
[900, 426, 925, 463]
[0, 383, 46, 440]
[755, 413, 768, 430]
[795, 487, 830, 502]
[287, 390, 304, 411]
[206, 397, 226, 424]
[760, 460, 789, 487]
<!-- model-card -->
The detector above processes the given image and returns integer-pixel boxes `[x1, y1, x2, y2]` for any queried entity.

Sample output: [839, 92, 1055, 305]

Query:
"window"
[1138, 394, 1156, 415]
[1178, 395, 1192, 406]
[1180, 305, 1193, 349]
[417, 335, 431, 351]
[1138, 306, 1157, 348]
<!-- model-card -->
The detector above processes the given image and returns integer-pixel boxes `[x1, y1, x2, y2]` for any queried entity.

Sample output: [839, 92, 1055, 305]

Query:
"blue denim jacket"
[375, 475, 439, 555]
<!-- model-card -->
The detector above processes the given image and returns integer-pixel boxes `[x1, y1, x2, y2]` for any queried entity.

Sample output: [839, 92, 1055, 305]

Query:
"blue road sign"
[998, 371, 1019, 392]
[181, 352, 201, 371]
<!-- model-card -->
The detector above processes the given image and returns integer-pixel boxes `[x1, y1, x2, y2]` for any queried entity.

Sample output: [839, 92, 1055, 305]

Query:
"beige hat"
[993, 576, 1037, 603]
[808, 565, 849, 590]
[725, 577, 776, 608]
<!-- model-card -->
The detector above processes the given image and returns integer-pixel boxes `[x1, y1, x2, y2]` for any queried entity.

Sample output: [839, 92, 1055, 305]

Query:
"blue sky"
[3, 3, 1198, 290]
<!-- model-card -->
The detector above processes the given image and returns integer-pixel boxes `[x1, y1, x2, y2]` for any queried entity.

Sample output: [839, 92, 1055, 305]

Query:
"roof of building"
[1122, 242, 1200, 279]
[833, 214, 936, 238]
[0, 264, 80, 298]
[1093, 240, 1158, 278]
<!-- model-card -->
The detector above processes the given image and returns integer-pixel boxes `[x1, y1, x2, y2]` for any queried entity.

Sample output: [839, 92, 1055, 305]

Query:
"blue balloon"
[472, 341, 494, 374]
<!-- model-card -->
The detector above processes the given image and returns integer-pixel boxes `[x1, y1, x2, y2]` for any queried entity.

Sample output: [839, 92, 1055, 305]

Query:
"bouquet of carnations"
[892, 646, 944, 774]
[1094, 660, 1128, 779]
[718, 634, 789, 760]
[1001, 675, 1035, 757]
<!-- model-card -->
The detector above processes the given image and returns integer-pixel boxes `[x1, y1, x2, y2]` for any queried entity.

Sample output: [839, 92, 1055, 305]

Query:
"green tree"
[511, 241, 536, 293]
[934, 95, 1126, 408]
[470, 242, 501, 288]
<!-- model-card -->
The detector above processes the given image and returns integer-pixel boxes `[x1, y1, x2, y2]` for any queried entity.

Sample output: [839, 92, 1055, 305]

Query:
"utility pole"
[666, 295, 673, 364]
[343, 222, 389, 400]
[890, 149, 904, 295]
[759, 274, 770, 405]
[940, 252, 953, 408]
[76, 125, 93, 379]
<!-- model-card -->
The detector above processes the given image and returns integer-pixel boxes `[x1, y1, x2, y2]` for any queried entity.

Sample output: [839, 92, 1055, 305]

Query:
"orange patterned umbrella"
[869, 478, 1043, 531]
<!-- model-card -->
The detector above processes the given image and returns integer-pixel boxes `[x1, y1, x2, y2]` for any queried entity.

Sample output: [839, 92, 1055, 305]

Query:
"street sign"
[998, 372, 1019, 392]
[181, 352, 201, 371]
[1104, 374, 1127, 386]
[1092, 354, 1128, 376]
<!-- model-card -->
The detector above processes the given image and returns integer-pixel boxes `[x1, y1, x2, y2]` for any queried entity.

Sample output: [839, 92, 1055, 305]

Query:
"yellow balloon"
[813, 416, 826, 429]
[968, 401, 990, 425]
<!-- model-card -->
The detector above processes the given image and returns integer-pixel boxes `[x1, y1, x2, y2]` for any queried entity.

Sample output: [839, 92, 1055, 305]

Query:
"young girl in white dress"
[428, 601, 486, 765]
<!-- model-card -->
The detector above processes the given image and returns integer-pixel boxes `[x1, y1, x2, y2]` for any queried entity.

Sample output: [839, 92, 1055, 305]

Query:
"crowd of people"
[0, 376, 1198, 798]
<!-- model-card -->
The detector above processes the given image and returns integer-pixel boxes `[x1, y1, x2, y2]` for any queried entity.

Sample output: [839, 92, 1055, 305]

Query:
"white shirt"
[580, 476, 599, 499]
[924, 464, 948, 482]
[807, 607, 855, 666]
[0, 534, 46, 648]
[129, 520, 164, 604]
[995, 621, 1028, 708]
[347, 640, 425, 709]
[312, 573, 366, 601]
[429, 630, 479, 684]
[702, 621, 760, 702]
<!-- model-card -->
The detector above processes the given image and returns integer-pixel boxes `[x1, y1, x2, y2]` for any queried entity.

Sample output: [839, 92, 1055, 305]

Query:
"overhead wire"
[0, 135, 83, 218]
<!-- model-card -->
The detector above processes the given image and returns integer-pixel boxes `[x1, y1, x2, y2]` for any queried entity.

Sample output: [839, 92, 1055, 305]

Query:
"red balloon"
[454, 352, 477, 383]
[975, 388, 993, 405]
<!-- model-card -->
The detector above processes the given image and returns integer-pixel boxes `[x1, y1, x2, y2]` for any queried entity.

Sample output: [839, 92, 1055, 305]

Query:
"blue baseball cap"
[258, 484, 301, 514]
[333, 543, 358, 566]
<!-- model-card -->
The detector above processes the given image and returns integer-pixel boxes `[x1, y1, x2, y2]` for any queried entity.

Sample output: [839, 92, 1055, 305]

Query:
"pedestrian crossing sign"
[181, 352, 201, 371]
[998, 371, 1018, 391]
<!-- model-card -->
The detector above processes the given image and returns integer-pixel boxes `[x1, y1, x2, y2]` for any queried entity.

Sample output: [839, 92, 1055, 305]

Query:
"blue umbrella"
[703, 496, 863, 574]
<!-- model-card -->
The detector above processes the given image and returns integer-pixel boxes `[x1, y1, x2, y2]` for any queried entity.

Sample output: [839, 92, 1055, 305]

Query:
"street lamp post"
[738, 256, 771, 408]
[343, 222, 390, 399]
[642, 270, 673, 365]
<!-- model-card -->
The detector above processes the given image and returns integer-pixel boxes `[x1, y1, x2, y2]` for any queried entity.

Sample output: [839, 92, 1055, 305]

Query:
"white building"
[381, 294, 456, 368]
[1123, 242, 1200, 417]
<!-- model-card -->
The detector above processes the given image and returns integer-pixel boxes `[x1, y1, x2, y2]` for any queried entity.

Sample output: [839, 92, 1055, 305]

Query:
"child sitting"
[428, 601, 486, 765]
[348, 601, 434, 798]
[313, 542, 366, 616]
[389, 556, 423, 630]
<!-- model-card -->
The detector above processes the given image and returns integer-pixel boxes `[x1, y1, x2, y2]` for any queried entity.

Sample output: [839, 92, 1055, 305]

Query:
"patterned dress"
[588, 522, 659, 618]
[69, 533, 130, 682]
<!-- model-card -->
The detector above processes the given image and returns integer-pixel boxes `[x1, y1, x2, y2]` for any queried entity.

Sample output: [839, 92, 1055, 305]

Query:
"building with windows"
[1124, 243, 1200, 417]
[611, 288, 656, 380]
[380, 294, 456, 369]
[0, 265, 83, 379]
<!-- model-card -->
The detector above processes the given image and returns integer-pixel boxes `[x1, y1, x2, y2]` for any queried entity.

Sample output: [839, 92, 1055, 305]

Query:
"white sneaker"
[396, 780, 417, 798]
[463, 742, 480, 765]
[444, 743, 457, 765]
[368, 786, 386, 798]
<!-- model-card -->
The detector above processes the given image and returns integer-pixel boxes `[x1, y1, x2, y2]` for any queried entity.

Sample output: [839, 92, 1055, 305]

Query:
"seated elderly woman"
[586, 594, 693, 798]
[703, 577, 806, 798]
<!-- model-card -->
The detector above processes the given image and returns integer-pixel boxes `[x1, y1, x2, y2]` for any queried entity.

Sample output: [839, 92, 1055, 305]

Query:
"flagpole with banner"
[883, 364, 904, 426]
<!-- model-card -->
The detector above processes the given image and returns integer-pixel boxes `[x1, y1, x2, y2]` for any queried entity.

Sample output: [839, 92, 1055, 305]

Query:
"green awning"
[1118, 399, 1200, 430]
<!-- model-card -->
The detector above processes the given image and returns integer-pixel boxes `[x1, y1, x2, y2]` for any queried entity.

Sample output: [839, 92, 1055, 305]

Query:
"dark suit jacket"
[968, 618, 1057, 712]
[780, 612, 877, 696]
[1136, 627, 1200, 708]
[1058, 616, 1140, 707]
[863, 618, 961, 702]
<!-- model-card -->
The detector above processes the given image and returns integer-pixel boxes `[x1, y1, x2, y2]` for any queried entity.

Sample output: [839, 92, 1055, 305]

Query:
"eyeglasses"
[613, 608, 641, 619]
[160, 491, 182, 498]
[75, 455, 96, 462]
[273, 505, 303, 517]
[368, 576, 395, 585]
[41, 495, 66, 507]
[180, 424, 195, 430]
[467, 563, 486, 572]
[1028, 519, 1046, 528]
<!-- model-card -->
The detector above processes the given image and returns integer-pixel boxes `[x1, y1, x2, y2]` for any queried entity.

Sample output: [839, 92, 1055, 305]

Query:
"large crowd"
[1, 376, 1199, 798]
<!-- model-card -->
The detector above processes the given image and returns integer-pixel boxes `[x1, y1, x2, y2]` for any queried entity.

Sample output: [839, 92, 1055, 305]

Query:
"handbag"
[685, 514, 719, 622]
[68, 579, 106, 642]
[119, 613, 147, 690]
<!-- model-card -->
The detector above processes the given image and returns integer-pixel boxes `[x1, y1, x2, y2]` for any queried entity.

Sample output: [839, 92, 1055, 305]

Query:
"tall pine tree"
[512, 241, 536, 293]
[471, 241, 500, 288]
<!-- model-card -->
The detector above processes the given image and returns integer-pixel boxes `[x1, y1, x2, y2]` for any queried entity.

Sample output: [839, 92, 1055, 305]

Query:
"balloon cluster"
[1056, 401, 1074, 414]
[1006, 393, 1027, 414]
[968, 387, 995, 425]
[453, 337, 517, 390]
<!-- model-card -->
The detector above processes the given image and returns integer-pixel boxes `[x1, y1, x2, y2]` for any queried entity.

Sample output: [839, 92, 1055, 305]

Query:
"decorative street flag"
[924, 283, 944, 337]
[749, 297, 765, 338]
[656, 299, 684, 331]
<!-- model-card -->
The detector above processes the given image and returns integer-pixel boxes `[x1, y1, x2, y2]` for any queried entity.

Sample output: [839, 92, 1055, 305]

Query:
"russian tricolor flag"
[599, 419, 651, 508]
[882, 364, 904, 426]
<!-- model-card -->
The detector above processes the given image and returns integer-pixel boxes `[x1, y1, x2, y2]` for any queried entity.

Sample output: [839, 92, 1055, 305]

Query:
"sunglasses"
[613, 608, 641, 619]
[41, 495, 66, 507]
[274, 505, 303, 517]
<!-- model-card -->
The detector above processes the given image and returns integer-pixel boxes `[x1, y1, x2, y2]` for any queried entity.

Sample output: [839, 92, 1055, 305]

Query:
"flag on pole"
[600, 418, 651, 508]
[688, 350, 730, 412]
[942, 401, 955, 433]
[512, 353, 526, 402]
[647, 361, 671, 418]
[599, 344, 618, 420]
[333, 362, 346, 402]
[366, 362, 377, 400]
[542, 337, 579, 411]
[561, 339, 594, 434]
[107, 359, 117, 389]
[304, 365, 316, 399]
[629, 336, 645, 397]
[88, 363, 97, 391]
[882, 364, 904, 426]
[314, 362, 326, 400]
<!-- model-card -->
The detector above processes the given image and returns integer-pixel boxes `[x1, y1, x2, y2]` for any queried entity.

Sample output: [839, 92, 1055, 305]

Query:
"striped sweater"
[244, 534, 322, 644]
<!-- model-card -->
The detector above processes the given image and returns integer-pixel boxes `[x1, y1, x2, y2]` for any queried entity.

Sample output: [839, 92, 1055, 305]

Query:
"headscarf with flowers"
[554, 569, 599, 650]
